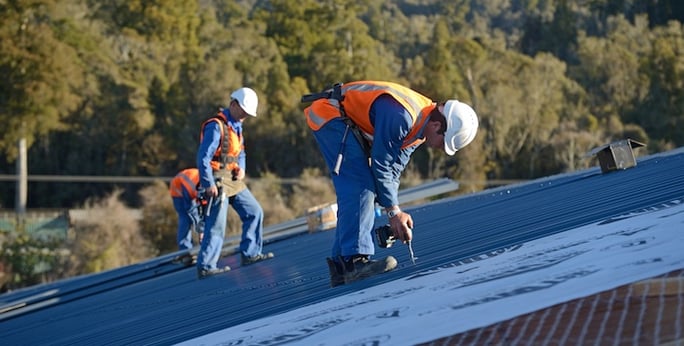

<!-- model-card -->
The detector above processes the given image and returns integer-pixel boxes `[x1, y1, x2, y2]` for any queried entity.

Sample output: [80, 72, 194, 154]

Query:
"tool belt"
[213, 173, 246, 197]
[301, 83, 371, 158]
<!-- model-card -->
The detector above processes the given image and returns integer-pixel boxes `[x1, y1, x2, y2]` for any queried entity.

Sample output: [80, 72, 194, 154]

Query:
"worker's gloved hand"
[389, 211, 414, 243]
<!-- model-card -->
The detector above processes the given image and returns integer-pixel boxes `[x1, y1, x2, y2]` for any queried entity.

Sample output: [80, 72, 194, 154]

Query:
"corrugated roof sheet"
[1, 147, 683, 345]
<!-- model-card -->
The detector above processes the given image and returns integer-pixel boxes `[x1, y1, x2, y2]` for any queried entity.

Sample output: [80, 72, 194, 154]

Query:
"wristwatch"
[387, 208, 401, 219]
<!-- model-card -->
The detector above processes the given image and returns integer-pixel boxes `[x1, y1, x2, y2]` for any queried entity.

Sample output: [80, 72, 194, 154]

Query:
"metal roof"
[1, 147, 683, 345]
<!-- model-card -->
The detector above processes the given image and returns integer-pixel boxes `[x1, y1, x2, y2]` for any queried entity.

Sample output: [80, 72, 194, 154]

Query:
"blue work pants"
[312, 118, 377, 259]
[196, 188, 264, 270]
[172, 196, 194, 250]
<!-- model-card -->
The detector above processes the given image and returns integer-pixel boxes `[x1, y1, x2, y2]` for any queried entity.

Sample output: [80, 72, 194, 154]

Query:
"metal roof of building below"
[1, 147, 683, 346]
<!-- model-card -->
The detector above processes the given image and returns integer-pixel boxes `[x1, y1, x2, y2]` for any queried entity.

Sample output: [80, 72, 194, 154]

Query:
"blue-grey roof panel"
[1, 147, 683, 345]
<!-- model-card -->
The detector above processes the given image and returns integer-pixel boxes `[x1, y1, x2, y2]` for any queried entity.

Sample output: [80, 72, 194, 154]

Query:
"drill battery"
[374, 224, 396, 248]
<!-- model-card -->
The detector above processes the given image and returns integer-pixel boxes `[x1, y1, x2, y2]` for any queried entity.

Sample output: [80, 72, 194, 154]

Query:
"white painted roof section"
[177, 200, 684, 345]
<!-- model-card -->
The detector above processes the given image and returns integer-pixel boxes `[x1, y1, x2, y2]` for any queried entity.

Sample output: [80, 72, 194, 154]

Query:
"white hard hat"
[443, 100, 478, 155]
[230, 87, 258, 117]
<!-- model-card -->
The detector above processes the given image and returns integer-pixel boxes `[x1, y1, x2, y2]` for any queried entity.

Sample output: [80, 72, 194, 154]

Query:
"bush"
[139, 180, 179, 255]
[68, 189, 156, 275]
[248, 172, 296, 227]
[0, 190, 157, 291]
[288, 168, 336, 216]
[0, 233, 70, 292]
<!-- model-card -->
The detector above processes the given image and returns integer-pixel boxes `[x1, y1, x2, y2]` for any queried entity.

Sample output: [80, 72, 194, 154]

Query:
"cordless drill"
[374, 224, 417, 264]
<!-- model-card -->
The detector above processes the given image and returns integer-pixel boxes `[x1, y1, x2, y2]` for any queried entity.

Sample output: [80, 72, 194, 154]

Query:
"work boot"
[342, 255, 397, 285]
[172, 253, 197, 266]
[326, 257, 345, 288]
[197, 266, 231, 279]
[241, 252, 275, 266]
[181, 254, 197, 266]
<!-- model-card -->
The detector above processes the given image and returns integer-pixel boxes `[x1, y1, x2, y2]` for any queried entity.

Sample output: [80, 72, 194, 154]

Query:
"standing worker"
[303, 81, 478, 287]
[195, 87, 274, 279]
[169, 168, 204, 250]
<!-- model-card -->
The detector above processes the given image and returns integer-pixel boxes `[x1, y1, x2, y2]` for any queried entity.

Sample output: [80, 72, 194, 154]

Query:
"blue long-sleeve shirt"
[369, 95, 427, 207]
[196, 109, 246, 189]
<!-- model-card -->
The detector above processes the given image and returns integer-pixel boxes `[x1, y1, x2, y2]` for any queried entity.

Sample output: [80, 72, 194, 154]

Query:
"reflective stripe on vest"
[199, 113, 242, 171]
[304, 81, 435, 149]
[169, 168, 200, 199]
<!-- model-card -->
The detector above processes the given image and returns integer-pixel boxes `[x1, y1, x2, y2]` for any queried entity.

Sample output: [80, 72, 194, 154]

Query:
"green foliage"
[0, 0, 86, 160]
[571, 16, 648, 123]
[629, 20, 684, 148]
[417, 19, 467, 99]
[0, 232, 70, 292]
[254, 0, 325, 80]
[521, 0, 578, 61]
[256, 0, 400, 91]
[0, 189, 156, 291]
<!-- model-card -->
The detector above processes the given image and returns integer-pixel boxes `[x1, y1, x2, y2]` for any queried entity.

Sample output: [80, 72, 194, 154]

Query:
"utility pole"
[16, 137, 27, 216]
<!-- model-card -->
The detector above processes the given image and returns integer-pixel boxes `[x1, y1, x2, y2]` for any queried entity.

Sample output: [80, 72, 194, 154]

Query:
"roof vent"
[587, 139, 646, 173]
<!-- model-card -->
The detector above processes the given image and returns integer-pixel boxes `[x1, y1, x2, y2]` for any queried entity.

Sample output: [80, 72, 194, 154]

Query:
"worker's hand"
[232, 167, 245, 181]
[389, 211, 414, 243]
[204, 185, 219, 198]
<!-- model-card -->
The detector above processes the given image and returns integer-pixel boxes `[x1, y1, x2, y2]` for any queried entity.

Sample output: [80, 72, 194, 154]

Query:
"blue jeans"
[196, 188, 264, 270]
[172, 197, 194, 250]
[312, 118, 377, 259]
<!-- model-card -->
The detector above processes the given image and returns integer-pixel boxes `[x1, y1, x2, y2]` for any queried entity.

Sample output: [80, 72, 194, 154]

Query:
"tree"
[477, 47, 574, 178]
[630, 20, 684, 149]
[0, 0, 86, 161]
[256, 0, 399, 91]
[570, 16, 649, 129]
[417, 19, 468, 101]
[407, 19, 470, 181]
[254, 0, 325, 81]
[521, 0, 578, 62]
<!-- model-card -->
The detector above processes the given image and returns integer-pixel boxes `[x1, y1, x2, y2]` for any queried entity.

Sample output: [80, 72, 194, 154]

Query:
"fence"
[0, 210, 70, 240]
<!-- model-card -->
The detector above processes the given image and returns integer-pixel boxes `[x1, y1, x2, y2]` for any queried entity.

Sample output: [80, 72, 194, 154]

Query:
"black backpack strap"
[300, 82, 344, 103]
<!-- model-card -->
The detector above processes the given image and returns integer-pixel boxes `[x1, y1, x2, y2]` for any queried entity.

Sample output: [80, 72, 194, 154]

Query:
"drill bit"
[407, 240, 417, 265]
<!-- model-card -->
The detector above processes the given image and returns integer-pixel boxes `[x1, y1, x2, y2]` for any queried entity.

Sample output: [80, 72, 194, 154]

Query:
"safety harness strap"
[214, 117, 238, 169]
[302, 83, 371, 158]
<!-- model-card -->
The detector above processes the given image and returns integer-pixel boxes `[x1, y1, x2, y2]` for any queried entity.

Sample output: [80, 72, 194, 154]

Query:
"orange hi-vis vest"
[304, 81, 437, 149]
[199, 112, 242, 172]
[169, 168, 200, 199]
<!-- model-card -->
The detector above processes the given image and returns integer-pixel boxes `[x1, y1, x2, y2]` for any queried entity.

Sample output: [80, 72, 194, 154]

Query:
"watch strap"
[387, 208, 401, 219]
